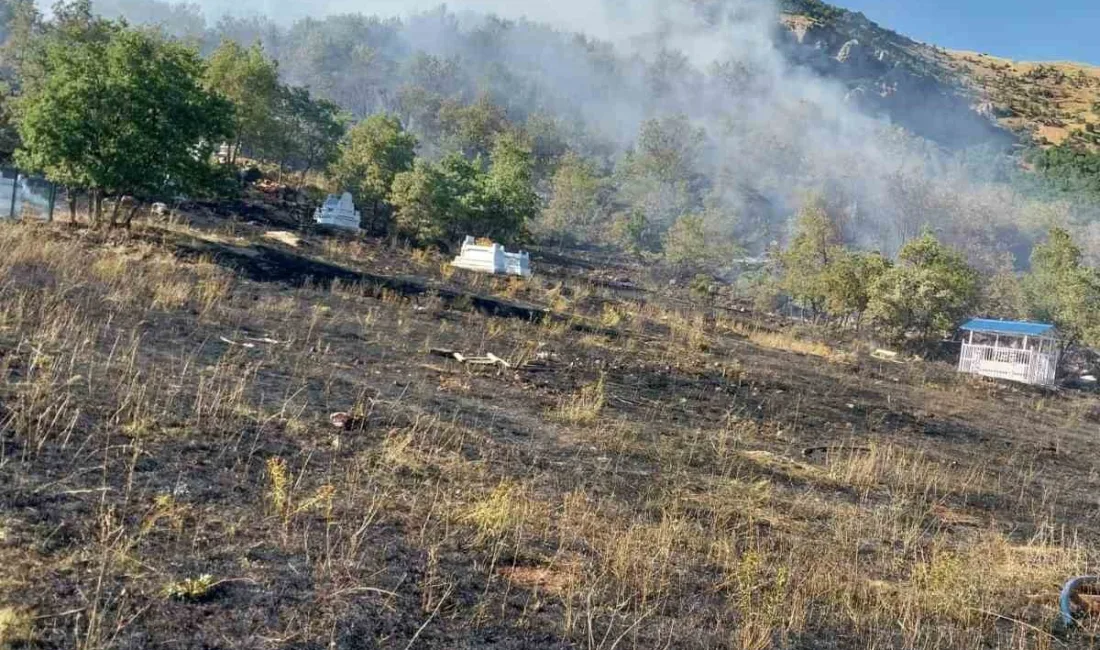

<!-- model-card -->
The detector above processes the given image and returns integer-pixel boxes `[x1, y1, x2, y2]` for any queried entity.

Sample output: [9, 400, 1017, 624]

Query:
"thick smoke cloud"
[89, 0, 1085, 263]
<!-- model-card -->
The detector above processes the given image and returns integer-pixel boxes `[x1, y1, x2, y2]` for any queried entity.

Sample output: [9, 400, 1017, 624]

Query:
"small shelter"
[957, 319, 1061, 386]
[451, 236, 532, 278]
[314, 192, 361, 231]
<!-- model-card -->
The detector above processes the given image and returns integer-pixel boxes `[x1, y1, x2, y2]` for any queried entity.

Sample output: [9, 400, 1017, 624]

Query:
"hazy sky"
[130, 0, 1100, 66]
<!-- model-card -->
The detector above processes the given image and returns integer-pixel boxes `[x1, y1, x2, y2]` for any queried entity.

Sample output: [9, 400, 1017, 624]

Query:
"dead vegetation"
[1, 218, 1100, 648]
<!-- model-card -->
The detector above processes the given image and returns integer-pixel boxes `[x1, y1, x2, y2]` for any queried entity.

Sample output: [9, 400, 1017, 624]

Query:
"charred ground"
[2, 213, 1100, 649]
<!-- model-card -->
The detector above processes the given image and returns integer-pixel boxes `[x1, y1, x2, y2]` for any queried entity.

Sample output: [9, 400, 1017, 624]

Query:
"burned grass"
[2, 221, 1100, 648]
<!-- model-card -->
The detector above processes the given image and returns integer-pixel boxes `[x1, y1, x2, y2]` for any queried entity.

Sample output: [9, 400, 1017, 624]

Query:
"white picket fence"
[958, 343, 1058, 386]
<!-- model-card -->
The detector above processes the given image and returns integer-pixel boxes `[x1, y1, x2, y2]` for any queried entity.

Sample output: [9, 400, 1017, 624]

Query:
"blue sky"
[835, 0, 1100, 65]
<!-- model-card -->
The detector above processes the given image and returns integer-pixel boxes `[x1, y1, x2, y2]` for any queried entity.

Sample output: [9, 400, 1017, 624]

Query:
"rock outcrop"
[776, 9, 1015, 149]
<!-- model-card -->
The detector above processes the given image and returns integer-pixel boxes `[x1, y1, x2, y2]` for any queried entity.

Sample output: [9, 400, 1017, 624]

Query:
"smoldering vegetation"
[89, 0, 1100, 268]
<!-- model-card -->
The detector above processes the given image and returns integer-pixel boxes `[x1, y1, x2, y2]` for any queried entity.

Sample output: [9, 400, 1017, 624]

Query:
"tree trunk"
[67, 190, 77, 224]
[122, 200, 140, 229]
[297, 162, 313, 191]
[91, 190, 103, 227]
[108, 196, 123, 228]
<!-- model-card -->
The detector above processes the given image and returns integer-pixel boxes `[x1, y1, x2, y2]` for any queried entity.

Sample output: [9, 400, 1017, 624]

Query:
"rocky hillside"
[940, 51, 1100, 148]
[779, 0, 1100, 150]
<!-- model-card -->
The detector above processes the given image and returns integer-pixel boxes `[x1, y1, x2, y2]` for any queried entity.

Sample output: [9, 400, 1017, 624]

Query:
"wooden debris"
[871, 349, 902, 363]
[220, 336, 281, 348]
[263, 231, 302, 248]
[429, 348, 512, 369]
[419, 363, 458, 375]
[802, 445, 872, 458]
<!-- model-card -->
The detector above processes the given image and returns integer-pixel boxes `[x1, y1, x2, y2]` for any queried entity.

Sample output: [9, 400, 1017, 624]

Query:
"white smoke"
[88, 0, 1082, 263]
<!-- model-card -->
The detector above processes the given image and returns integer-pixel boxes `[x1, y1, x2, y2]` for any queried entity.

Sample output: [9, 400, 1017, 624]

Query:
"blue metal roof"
[961, 319, 1056, 337]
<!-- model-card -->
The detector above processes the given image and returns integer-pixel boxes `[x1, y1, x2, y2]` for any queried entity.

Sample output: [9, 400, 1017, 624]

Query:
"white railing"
[958, 343, 1058, 386]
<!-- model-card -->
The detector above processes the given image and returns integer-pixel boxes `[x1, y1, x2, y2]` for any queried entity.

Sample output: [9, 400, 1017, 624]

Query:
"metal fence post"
[8, 173, 17, 219]
[47, 183, 56, 222]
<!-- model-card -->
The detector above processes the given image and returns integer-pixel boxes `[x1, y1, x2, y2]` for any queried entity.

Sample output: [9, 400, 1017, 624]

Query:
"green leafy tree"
[389, 159, 450, 244]
[270, 85, 347, 186]
[821, 250, 891, 328]
[389, 153, 479, 245]
[1028, 143, 1100, 201]
[475, 130, 538, 243]
[1025, 227, 1100, 347]
[389, 135, 535, 247]
[0, 86, 17, 162]
[437, 94, 509, 159]
[664, 212, 740, 272]
[0, 0, 40, 161]
[611, 209, 657, 255]
[614, 115, 706, 245]
[523, 113, 569, 182]
[778, 195, 843, 315]
[0, 0, 40, 81]
[393, 53, 462, 142]
[868, 232, 980, 345]
[633, 115, 706, 186]
[435, 153, 482, 234]
[983, 270, 1028, 320]
[15, 19, 233, 224]
[541, 151, 604, 249]
[396, 84, 444, 141]
[980, 255, 1029, 321]
[329, 114, 418, 233]
[205, 40, 280, 165]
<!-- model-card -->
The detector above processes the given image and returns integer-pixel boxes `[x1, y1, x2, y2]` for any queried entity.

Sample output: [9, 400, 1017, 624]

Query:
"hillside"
[87, 0, 1100, 156]
[779, 0, 1100, 150]
[3, 205, 1100, 648]
[940, 51, 1100, 148]
[3, 6, 1100, 647]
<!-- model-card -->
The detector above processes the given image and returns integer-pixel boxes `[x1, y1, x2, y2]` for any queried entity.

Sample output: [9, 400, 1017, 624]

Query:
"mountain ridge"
[779, 0, 1100, 150]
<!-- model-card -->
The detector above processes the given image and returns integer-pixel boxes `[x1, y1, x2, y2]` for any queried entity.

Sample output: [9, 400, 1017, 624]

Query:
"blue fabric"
[961, 319, 1056, 337]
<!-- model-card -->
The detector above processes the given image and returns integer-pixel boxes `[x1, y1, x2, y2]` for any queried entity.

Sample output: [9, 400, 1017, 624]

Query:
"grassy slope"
[937, 50, 1100, 148]
[2, 212, 1100, 648]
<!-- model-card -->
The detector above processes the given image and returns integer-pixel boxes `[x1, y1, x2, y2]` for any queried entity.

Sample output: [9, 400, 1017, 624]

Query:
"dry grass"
[1, 220, 1098, 649]
[0, 607, 35, 647]
[553, 374, 606, 425]
[719, 316, 852, 361]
